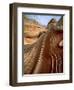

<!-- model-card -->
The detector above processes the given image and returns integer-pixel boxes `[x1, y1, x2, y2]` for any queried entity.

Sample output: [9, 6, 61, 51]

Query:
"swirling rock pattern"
[24, 29, 63, 74]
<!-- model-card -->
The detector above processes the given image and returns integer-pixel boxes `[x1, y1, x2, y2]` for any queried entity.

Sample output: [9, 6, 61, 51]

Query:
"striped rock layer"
[24, 29, 63, 74]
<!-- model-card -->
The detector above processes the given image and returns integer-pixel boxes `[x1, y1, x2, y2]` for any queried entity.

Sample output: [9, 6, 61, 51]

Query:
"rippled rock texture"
[24, 29, 63, 74]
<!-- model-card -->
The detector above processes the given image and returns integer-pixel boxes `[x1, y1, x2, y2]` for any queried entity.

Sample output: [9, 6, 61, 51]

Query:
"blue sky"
[24, 14, 62, 26]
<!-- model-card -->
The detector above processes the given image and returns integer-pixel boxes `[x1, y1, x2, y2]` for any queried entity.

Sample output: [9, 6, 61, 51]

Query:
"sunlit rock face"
[24, 18, 47, 45]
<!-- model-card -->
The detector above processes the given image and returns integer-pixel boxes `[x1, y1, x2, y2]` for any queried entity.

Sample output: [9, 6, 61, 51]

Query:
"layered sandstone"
[24, 18, 47, 45]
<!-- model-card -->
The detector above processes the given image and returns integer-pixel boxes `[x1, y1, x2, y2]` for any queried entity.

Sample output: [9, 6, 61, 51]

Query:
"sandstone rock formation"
[24, 17, 63, 74]
[47, 18, 57, 30]
[47, 17, 63, 30]
[24, 29, 63, 74]
[24, 18, 47, 45]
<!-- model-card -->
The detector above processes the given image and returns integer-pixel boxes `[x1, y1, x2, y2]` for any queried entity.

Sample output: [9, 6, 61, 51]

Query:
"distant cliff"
[47, 17, 63, 30]
[24, 17, 47, 45]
